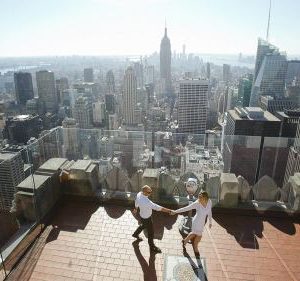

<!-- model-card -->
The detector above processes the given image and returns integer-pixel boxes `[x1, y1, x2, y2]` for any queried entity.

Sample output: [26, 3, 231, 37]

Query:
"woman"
[171, 191, 212, 255]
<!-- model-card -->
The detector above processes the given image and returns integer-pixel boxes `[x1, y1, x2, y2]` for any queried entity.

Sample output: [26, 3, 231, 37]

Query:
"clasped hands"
[167, 209, 176, 216]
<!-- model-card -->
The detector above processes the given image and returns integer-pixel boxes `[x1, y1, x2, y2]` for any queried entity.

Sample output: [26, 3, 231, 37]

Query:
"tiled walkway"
[6, 201, 300, 281]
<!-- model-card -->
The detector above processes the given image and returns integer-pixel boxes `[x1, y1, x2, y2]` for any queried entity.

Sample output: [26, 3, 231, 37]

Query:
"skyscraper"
[284, 121, 300, 186]
[92, 101, 105, 126]
[238, 75, 253, 107]
[178, 79, 208, 134]
[260, 96, 295, 113]
[253, 39, 277, 82]
[249, 39, 287, 106]
[56, 77, 69, 103]
[145, 65, 155, 84]
[286, 60, 300, 86]
[62, 118, 80, 159]
[223, 64, 231, 84]
[206, 63, 211, 80]
[122, 67, 137, 126]
[105, 94, 116, 114]
[36, 70, 58, 113]
[14, 72, 34, 106]
[133, 61, 144, 89]
[225, 107, 281, 136]
[145, 83, 154, 104]
[0, 152, 25, 210]
[4, 114, 42, 144]
[84, 68, 94, 83]
[108, 114, 118, 130]
[73, 96, 93, 129]
[160, 26, 172, 95]
[224, 107, 282, 185]
[106, 70, 115, 94]
[250, 51, 287, 106]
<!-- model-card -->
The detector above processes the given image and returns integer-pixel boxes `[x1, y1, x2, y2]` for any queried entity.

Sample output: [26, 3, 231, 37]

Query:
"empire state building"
[160, 26, 172, 95]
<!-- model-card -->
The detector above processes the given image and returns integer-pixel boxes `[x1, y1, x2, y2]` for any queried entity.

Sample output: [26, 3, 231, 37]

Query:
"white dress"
[175, 199, 212, 236]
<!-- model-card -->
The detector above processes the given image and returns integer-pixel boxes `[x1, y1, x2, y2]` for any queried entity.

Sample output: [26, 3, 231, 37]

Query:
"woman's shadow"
[132, 240, 158, 281]
[182, 248, 208, 281]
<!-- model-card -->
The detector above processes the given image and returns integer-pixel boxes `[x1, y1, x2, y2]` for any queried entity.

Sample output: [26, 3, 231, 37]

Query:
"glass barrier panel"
[257, 136, 296, 211]
[152, 132, 223, 204]
[223, 134, 261, 186]
[259, 136, 295, 187]
[0, 248, 7, 280]
[0, 147, 40, 276]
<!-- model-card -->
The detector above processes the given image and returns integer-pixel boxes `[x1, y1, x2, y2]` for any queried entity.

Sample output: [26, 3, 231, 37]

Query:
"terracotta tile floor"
[5, 201, 300, 281]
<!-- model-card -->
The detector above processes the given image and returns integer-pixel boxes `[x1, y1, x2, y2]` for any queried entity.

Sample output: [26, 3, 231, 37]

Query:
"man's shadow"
[132, 240, 158, 281]
[183, 248, 208, 281]
[131, 211, 177, 241]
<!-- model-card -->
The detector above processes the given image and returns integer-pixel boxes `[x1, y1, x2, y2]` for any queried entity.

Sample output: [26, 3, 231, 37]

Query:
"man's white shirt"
[135, 191, 162, 219]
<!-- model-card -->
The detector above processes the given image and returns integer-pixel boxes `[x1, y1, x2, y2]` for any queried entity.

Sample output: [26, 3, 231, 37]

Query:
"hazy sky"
[1, 0, 299, 57]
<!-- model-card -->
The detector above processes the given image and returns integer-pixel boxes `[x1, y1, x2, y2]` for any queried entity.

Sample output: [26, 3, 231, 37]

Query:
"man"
[133, 185, 171, 253]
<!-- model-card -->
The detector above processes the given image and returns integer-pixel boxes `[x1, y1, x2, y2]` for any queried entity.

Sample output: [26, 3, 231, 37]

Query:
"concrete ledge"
[62, 193, 300, 220]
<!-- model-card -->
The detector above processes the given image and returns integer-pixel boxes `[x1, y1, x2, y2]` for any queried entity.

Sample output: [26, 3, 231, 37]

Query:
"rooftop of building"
[10, 115, 35, 122]
[229, 107, 280, 122]
[143, 168, 159, 178]
[70, 160, 93, 171]
[179, 78, 209, 84]
[17, 174, 50, 191]
[1, 144, 27, 153]
[38, 158, 69, 172]
[289, 60, 300, 63]
[260, 95, 294, 103]
[36, 70, 53, 73]
[4, 200, 300, 281]
[275, 110, 300, 119]
[0, 152, 18, 162]
[258, 37, 278, 48]
[73, 82, 97, 86]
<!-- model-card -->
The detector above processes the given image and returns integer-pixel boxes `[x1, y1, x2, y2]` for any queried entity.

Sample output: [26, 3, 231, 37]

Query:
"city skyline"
[1, 0, 300, 57]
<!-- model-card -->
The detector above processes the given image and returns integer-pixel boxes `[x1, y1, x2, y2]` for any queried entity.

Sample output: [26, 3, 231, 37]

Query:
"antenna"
[164, 17, 167, 36]
[266, 0, 272, 41]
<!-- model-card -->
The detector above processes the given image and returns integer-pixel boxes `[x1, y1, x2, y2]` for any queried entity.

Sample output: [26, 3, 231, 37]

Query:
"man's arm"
[149, 201, 171, 214]
[133, 195, 139, 214]
[160, 207, 172, 214]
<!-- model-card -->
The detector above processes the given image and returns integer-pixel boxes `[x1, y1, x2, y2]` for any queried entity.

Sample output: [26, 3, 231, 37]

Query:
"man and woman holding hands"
[133, 185, 212, 255]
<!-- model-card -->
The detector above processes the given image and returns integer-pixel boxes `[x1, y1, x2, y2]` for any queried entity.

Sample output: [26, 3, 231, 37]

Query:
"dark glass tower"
[14, 72, 34, 105]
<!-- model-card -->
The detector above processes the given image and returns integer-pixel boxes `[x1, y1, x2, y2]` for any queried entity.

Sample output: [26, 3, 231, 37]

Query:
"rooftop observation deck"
[1, 128, 300, 281]
[4, 200, 300, 281]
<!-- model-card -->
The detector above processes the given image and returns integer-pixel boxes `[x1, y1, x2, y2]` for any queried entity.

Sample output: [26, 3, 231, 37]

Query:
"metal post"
[0, 250, 7, 277]
[255, 136, 265, 184]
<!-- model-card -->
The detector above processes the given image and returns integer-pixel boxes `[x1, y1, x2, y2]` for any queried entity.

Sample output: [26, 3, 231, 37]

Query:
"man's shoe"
[150, 246, 162, 253]
[132, 234, 143, 241]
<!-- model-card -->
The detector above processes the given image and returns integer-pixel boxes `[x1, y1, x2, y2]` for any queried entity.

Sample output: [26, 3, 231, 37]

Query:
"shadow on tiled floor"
[214, 210, 297, 250]
[5, 200, 300, 281]
[213, 214, 263, 249]
[132, 240, 158, 281]
[265, 216, 296, 236]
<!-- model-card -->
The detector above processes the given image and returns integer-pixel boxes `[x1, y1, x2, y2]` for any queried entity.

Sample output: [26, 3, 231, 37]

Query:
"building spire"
[266, 0, 272, 42]
[165, 18, 167, 36]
